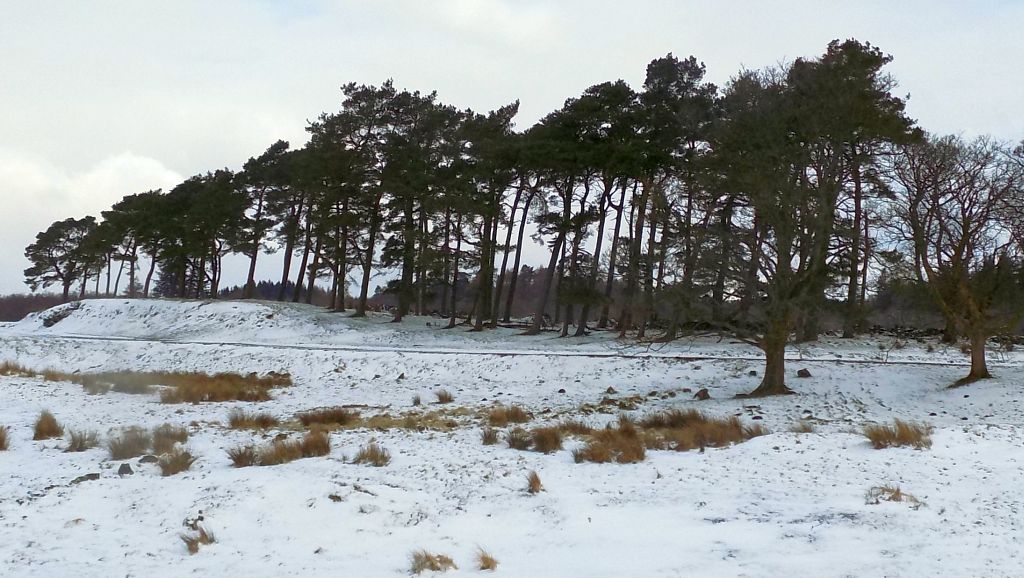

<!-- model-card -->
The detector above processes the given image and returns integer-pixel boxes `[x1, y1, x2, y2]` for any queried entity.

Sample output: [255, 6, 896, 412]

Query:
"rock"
[748, 370, 758, 377]
[328, 494, 343, 503]
[751, 415, 763, 420]
[606, 386, 617, 395]
[648, 391, 658, 397]
[138, 455, 158, 464]
[117, 463, 133, 477]
[557, 388, 566, 394]
[929, 412, 937, 416]
[694, 388, 711, 401]
[397, 373, 405, 381]
[70, 473, 100, 485]
[681, 388, 692, 393]
[796, 368, 812, 378]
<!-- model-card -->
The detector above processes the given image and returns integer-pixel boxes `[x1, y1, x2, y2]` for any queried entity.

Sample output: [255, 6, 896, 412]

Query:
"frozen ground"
[0, 299, 1022, 577]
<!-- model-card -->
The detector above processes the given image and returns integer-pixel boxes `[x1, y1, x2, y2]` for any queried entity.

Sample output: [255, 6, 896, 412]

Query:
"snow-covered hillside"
[0, 299, 1022, 577]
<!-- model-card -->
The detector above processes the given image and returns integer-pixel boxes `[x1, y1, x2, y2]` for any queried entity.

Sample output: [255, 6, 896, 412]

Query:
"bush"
[505, 428, 531, 450]
[159, 447, 197, 476]
[434, 389, 454, 404]
[33, 410, 63, 440]
[108, 426, 152, 459]
[351, 442, 391, 467]
[227, 445, 258, 468]
[531, 427, 563, 454]
[410, 550, 457, 574]
[227, 409, 280, 430]
[0, 425, 9, 451]
[863, 419, 932, 449]
[488, 404, 530, 426]
[153, 424, 189, 454]
[526, 470, 543, 494]
[296, 407, 359, 427]
[65, 429, 100, 452]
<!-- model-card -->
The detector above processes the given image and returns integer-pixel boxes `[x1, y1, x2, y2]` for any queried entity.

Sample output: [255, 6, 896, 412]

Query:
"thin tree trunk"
[525, 229, 566, 335]
[503, 189, 536, 322]
[599, 182, 628, 328]
[143, 258, 157, 298]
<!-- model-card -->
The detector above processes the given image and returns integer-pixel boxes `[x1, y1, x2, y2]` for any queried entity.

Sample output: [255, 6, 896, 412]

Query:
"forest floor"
[0, 299, 1022, 577]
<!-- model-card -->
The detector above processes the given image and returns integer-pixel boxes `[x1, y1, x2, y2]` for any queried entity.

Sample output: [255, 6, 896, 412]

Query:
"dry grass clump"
[488, 404, 530, 426]
[65, 429, 100, 452]
[300, 429, 332, 457]
[573, 418, 646, 464]
[181, 526, 216, 554]
[296, 407, 360, 427]
[257, 439, 304, 466]
[0, 361, 36, 377]
[866, 485, 925, 509]
[557, 419, 594, 436]
[531, 427, 563, 454]
[153, 424, 189, 454]
[481, 427, 499, 445]
[526, 470, 543, 494]
[0, 426, 8, 451]
[477, 548, 498, 571]
[791, 421, 815, 433]
[227, 409, 280, 430]
[75, 373, 154, 395]
[250, 430, 332, 466]
[505, 427, 532, 450]
[351, 441, 391, 466]
[227, 445, 258, 467]
[640, 410, 767, 452]
[863, 419, 932, 449]
[159, 447, 197, 476]
[410, 550, 457, 574]
[108, 426, 152, 459]
[159, 372, 281, 404]
[33, 410, 64, 440]
[434, 389, 455, 404]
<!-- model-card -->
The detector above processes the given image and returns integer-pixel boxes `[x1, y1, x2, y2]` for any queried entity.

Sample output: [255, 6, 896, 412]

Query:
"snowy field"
[1, 299, 1022, 577]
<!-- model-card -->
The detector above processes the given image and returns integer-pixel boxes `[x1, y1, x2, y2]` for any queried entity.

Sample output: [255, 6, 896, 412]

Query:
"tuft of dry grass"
[81, 381, 111, 395]
[505, 427, 532, 450]
[33, 410, 64, 440]
[863, 419, 932, 449]
[412, 394, 422, 406]
[258, 439, 305, 466]
[481, 427, 499, 445]
[351, 441, 391, 467]
[791, 421, 815, 433]
[0, 361, 36, 377]
[434, 389, 454, 404]
[488, 404, 530, 426]
[159, 447, 197, 476]
[573, 418, 646, 464]
[226, 445, 258, 468]
[227, 409, 280, 430]
[45, 370, 289, 403]
[0, 425, 8, 451]
[639, 410, 767, 452]
[181, 526, 216, 554]
[65, 429, 100, 452]
[300, 429, 332, 457]
[107, 426, 152, 459]
[526, 470, 543, 494]
[153, 424, 189, 454]
[296, 407, 360, 427]
[531, 427, 563, 454]
[410, 550, 458, 574]
[557, 419, 594, 436]
[866, 484, 925, 509]
[476, 548, 498, 571]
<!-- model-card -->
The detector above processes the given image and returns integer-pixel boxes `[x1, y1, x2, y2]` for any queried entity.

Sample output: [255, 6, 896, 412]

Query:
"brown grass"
[227, 409, 280, 430]
[181, 526, 216, 554]
[531, 427, 563, 454]
[296, 407, 360, 427]
[526, 470, 543, 494]
[477, 548, 498, 571]
[410, 550, 458, 574]
[505, 428, 532, 450]
[434, 389, 454, 404]
[866, 485, 925, 509]
[0, 425, 8, 451]
[573, 418, 646, 464]
[226, 445, 258, 467]
[488, 404, 530, 426]
[33, 410, 64, 440]
[107, 426, 152, 459]
[300, 429, 332, 457]
[65, 429, 100, 452]
[258, 439, 304, 466]
[159, 447, 197, 476]
[863, 419, 932, 449]
[638, 410, 767, 452]
[481, 427, 499, 445]
[43, 370, 290, 403]
[351, 442, 391, 466]
[153, 424, 189, 454]
[0, 361, 36, 377]
[557, 419, 594, 436]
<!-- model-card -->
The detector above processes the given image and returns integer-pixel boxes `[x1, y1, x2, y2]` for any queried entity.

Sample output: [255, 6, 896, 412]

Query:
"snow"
[1, 299, 1022, 576]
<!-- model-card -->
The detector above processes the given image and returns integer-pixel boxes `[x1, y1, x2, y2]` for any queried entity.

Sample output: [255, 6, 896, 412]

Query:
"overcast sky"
[1, 0, 1022, 295]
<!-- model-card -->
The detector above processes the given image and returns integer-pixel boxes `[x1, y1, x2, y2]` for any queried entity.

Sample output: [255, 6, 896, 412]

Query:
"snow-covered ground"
[1, 299, 1022, 577]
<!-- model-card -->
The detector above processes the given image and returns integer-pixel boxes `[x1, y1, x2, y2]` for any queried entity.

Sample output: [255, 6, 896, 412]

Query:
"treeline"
[23, 39, 1024, 394]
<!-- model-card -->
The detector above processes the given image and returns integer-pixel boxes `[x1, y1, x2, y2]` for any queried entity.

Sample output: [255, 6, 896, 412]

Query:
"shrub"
[434, 389, 454, 404]
[0, 425, 9, 451]
[227, 409, 280, 430]
[108, 426, 152, 459]
[481, 427, 499, 446]
[226, 445, 258, 468]
[573, 419, 646, 464]
[488, 404, 530, 426]
[505, 428, 531, 450]
[300, 429, 331, 457]
[866, 485, 924, 509]
[65, 429, 100, 452]
[863, 419, 932, 449]
[531, 427, 563, 454]
[351, 442, 391, 467]
[33, 410, 64, 440]
[181, 526, 216, 555]
[410, 550, 457, 574]
[477, 548, 498, 571]
[296, 407, 359, 427]
[159, 447, 197, 476]
[526, 470, 543, 494]
[153, 424, 189, 454]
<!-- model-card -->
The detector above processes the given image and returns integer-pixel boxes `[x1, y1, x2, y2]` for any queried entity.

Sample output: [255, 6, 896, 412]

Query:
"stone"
[797, 368, 812, 378]
[557, 388, 566, 394]
[70, 473, 100, 485]
[606, 386, 617, 395]
[694, 388, 711, 401]
[138, 454, 159, 464]
[117, 463, 133, 476]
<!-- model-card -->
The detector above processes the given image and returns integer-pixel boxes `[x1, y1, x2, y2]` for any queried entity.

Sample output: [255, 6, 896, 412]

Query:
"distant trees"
[23, 38, 1024, 393]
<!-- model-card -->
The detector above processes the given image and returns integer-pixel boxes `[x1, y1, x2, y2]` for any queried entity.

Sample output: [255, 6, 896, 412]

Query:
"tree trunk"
[446, 215, 462, 329]
[292, 219, 314, 304]
[843, 156, 864, 338]
[244, 191, 266, 300]
[143, 258, 157, 298]
[618, 178, 652, 337]
[959, 331, 992, 385]
[354, 201, 382, 317]
[524, 229, 565, 335]
[503, 189, 536, 322]
[492, 185, 522, 324]
[305, 237, 322, 305]
[277, 200, 303, 302]
[747, 327, 794, 396]
[599, 182, 628, 328]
